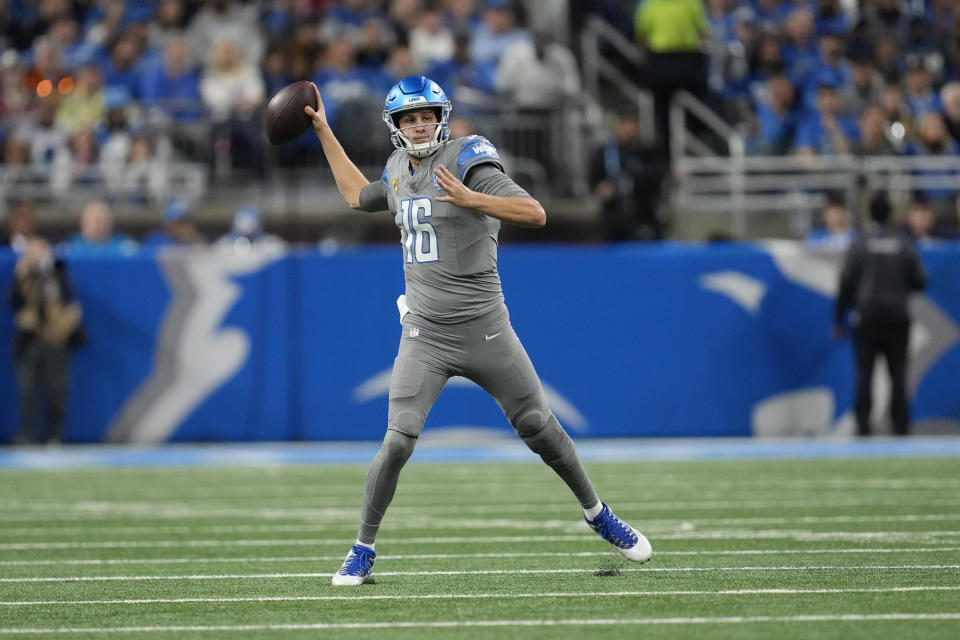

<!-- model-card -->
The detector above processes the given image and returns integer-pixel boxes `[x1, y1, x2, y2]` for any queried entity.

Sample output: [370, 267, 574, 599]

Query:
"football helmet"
[382, 76, 451, 158]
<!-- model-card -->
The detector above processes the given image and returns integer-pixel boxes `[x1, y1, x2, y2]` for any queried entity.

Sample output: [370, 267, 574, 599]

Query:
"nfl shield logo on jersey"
[409, 327, 420, 337]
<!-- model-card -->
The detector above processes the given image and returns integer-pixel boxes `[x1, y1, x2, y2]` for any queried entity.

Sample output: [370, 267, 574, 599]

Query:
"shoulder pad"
[456, 136, 502, 179]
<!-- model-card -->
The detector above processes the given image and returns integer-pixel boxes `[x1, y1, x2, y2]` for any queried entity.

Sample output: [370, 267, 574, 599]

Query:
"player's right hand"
[304, 82, 328, 134]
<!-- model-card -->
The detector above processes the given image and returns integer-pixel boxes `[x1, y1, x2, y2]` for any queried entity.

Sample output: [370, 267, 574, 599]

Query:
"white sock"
[355, 539, 375, 551]
[584, 501, 603, 521]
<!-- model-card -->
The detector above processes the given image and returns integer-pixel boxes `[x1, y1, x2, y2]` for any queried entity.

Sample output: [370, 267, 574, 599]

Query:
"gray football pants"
[357, 303, 599, 545]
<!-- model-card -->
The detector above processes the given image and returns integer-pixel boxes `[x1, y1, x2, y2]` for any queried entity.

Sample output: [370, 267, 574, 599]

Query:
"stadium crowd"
[0, 0, 959, 242]
[0, 0, 582, 203]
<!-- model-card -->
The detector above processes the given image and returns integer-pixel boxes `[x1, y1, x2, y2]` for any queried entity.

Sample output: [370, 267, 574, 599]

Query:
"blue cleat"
[586, 503, 652, 563]
[331, 544, 376, 586]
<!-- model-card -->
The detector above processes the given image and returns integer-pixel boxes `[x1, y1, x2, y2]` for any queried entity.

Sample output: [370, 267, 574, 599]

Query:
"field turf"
[1, 455, 959, 638]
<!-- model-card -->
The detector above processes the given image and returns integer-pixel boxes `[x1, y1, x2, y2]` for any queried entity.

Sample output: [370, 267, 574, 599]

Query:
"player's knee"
[513, 408, 547, 439]
[383, 428, 417, 465]
[519, 413, 572, 457]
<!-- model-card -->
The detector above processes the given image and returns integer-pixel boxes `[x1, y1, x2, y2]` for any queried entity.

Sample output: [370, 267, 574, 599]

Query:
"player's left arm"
[433, 163, 546, 228]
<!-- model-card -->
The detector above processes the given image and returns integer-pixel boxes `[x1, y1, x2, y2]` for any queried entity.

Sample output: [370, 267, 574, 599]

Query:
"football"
[264, 80, 317, 145]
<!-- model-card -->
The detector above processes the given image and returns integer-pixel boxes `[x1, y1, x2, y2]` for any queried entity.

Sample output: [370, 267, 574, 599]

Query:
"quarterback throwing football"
[304, 76, 652, 585]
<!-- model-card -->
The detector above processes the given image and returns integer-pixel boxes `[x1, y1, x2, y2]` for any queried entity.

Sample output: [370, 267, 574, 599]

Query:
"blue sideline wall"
[1, 243, 958, 443]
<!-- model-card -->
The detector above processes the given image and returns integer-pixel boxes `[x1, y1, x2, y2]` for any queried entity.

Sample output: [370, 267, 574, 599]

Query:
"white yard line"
[3, 477, 958, 503]
[3, 497, 960, 518]
[3, 586, 959, 607]
[4, 513, 959, 538]
[3, 547, 959, 567]
[4, 531, 960, 551]
[2, 614, 960, 634]
[2, 565, 958, 583]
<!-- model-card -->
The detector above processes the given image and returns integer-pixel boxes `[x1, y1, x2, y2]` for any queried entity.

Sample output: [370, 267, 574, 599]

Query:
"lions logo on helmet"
[382, 76, 452, 159]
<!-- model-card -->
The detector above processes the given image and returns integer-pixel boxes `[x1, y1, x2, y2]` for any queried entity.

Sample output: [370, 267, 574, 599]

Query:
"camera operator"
[8, 236, 85, 444]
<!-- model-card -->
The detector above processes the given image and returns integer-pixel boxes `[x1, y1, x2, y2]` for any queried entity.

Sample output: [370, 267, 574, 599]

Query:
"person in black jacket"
[8, 235, 84, 444]
[833, 193, 927, 436]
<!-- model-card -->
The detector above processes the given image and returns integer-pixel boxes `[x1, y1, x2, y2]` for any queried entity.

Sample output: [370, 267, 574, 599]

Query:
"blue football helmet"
[382, 76, 452, 158]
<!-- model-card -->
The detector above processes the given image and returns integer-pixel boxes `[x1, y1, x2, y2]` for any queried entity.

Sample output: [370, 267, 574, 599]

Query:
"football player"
[304, 76, 652, 585]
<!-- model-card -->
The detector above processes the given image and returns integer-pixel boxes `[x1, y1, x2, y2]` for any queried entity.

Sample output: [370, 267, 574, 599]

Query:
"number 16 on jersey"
[400, 198, 439, 263]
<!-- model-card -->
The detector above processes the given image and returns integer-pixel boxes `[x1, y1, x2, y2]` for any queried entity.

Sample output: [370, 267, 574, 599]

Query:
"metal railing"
[674, 153, 960, 239]
[0, 161, 208, 210]
[579, 15, 655, 146]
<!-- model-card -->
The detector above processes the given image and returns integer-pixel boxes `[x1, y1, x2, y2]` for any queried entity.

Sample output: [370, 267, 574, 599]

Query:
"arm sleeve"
[906, 245, 927, 292]
[464, 163, 531, 198]
[358, 179, 390, 212]
[834, 243, 863, 323]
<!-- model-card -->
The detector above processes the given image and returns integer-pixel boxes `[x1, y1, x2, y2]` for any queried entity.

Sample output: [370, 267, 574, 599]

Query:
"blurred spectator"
[904, 196, 940, 245]
[0, 134, 40, 198]
[216, 205, 284, 254]
[854, 106, 898, 156]
[381, 45, 418, 86]
[262, 48, 292, 99]
[840, 54, 882, 118]
[24, 36, 67, 94]
[386, 0, 421, 44]
[26, 99, 69, 170]
[8, 234, 84, 445]
[2, 199, 36, 254]
[805, 191, 856, 252]
[443, 0, 482, 33]
[48, 16, 98, 70]
[64, 200, 137, 254]
[200, 37, 265, 172]
[51, 128, 101, 196]
[148, 0, 190, 52]
[425, 29, 496, 106]
[143, 200, 206, 248]
[0, 52, 33, 120]
[55, 65, 106, 135]
[903, 57, 942, 119]
[871, 36, 902, 83]
[634, 0, 708, 156]
[355, 15, 396, 71]
[742, 32, 786, 106]
[312, 36, 364, 124]
[84, 0, 128, 49]
[186, 0, 264, 68]
[471, 0, 530, 66]
[942, 82, 960, 147]
[857, 0, 907, 45]
[834, 192, 926, 437]
[752, 73, 803, 155]
[589, 112, 663, 241]
[102, 34, 145, 104]
[496, 31, 579, 110]
[907, 112, 960, 212]
[780, 7, 817, 81]
[324, 0, 388, 44]
[709, 6, 759, 107]
[794, 81, 858, 155]
[409, 6, 455, 70]
[812, 0, 848, 37]
[879, 83, 913, 151]
[798, 31, 850, 108]
[753, 0, 791, 32]
[140, 37, 203, 124]
[104, 133, 171, 203]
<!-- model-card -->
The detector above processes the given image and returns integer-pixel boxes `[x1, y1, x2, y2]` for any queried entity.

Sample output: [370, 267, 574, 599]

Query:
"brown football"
[264, 80, 317, 145]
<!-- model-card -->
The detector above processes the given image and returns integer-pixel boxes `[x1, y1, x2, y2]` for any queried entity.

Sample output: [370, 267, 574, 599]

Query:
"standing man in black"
[833, 194, 927, 436]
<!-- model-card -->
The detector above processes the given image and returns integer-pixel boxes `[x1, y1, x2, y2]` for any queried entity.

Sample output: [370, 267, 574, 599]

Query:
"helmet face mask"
[383, 76, 452, 158]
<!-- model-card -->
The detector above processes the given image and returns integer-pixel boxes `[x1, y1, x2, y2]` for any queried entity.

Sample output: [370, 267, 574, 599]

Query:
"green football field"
[1, 456, 959, 639]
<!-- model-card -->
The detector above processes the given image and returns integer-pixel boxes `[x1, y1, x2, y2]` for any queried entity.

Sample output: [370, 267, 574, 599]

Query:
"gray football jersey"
[379, 136, 513, 323]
